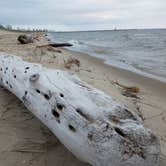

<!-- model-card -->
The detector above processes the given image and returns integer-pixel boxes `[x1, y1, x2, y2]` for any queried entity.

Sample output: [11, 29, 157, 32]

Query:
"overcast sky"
[0, 0, 166, 31]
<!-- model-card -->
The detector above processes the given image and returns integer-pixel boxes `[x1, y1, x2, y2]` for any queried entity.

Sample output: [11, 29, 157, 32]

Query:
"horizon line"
[52, 27, 166, 33]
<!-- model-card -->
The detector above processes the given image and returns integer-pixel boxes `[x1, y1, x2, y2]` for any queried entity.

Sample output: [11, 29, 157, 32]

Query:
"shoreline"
[66, 47, 166, 84]
[0, 30, 165, 166]
[47, 30, 166, 84]
[46, 32, 166, 93]
[61, 48, 166, 96]
[66, 47, 166, 83]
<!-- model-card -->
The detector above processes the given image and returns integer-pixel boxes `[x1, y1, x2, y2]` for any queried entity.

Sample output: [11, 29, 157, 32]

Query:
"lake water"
[48, 29, 166, 82]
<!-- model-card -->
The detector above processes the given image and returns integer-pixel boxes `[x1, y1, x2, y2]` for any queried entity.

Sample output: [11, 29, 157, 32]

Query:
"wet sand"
[0, 29, 165, 166]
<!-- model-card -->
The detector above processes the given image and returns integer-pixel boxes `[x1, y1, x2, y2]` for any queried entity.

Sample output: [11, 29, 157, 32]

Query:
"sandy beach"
[0, 29, 165, 166]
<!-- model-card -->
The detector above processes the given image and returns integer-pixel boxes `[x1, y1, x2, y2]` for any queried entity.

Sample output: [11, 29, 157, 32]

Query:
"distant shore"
[0, 29, 165, 166]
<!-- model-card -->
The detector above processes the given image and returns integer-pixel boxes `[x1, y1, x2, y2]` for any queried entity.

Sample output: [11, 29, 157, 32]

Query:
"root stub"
[29, 73, 40, 82]
[0, 53, 160, 166]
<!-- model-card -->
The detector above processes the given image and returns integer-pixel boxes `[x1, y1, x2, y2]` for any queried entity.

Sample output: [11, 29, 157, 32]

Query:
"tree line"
[0, 24, 49, 32]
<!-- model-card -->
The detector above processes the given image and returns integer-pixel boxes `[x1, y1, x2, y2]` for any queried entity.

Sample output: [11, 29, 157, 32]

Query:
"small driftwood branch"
[49, 42, 73, 47]
[0, 53, 160, 166]
[38, 42, 73, 48]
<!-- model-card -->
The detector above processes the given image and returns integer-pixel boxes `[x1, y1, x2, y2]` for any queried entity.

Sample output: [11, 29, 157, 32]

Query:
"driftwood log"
[49, 42, 73, 47]
[0, 53, 160, 166]
[17, 34, 34, 44]
[38, 42, 73, 48]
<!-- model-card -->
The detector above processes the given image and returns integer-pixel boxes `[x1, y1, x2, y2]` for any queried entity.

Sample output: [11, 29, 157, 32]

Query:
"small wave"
[68, 39, 112, 58]
[47, 30, 166, 83]
[68, 40, 85, 47]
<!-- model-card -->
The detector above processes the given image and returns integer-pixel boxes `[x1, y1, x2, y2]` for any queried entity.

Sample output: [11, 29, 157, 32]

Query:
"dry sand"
[0, 29, 165, 166]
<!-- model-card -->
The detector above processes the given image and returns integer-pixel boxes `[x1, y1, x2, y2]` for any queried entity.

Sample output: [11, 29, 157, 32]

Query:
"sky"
[0, 0, 166, 31]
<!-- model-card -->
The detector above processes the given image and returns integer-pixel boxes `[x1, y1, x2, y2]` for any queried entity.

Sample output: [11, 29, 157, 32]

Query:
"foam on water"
[47, 29, 166, 83]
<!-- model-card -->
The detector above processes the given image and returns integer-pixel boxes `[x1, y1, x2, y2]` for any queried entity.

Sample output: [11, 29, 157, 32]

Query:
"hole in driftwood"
[114, 127, 126, 137]
[36, 89, 40, 94]
[9, 84, 12, 88]
[68, 124, 76, 132]
[24, 71, 27, 73]
[76, 108, 93, 122]
[14, 75, 16, 78]
[52, 109, 60, 118]
[60, 93, 64, 97]
[57, 103, 64, 110]
[44, 94, 50, 100]
[25, 67, 30, 70]
[0, 68, 2, 71]
[25, 91, 28, 95]
[6, 81, 8, 84]
[6, 67, 8, 70]
[88, 133, 93, 141]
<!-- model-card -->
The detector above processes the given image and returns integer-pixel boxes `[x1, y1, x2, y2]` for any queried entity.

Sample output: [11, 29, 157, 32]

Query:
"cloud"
[0, 0, 166, 31]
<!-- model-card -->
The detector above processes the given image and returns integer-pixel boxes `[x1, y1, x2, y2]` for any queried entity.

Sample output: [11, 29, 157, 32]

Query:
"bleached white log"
[0, 52, 160, 166]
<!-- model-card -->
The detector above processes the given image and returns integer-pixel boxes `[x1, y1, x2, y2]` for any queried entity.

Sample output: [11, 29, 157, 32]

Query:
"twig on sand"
[11, 149, 45, 153]
[64, 58, 80, 69]
[112, 81, 140, 93]
[112, 81, 140, 98]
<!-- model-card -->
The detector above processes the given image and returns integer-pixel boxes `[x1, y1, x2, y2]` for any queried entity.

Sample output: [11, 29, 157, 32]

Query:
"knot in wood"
[29, 73, 40, 82]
